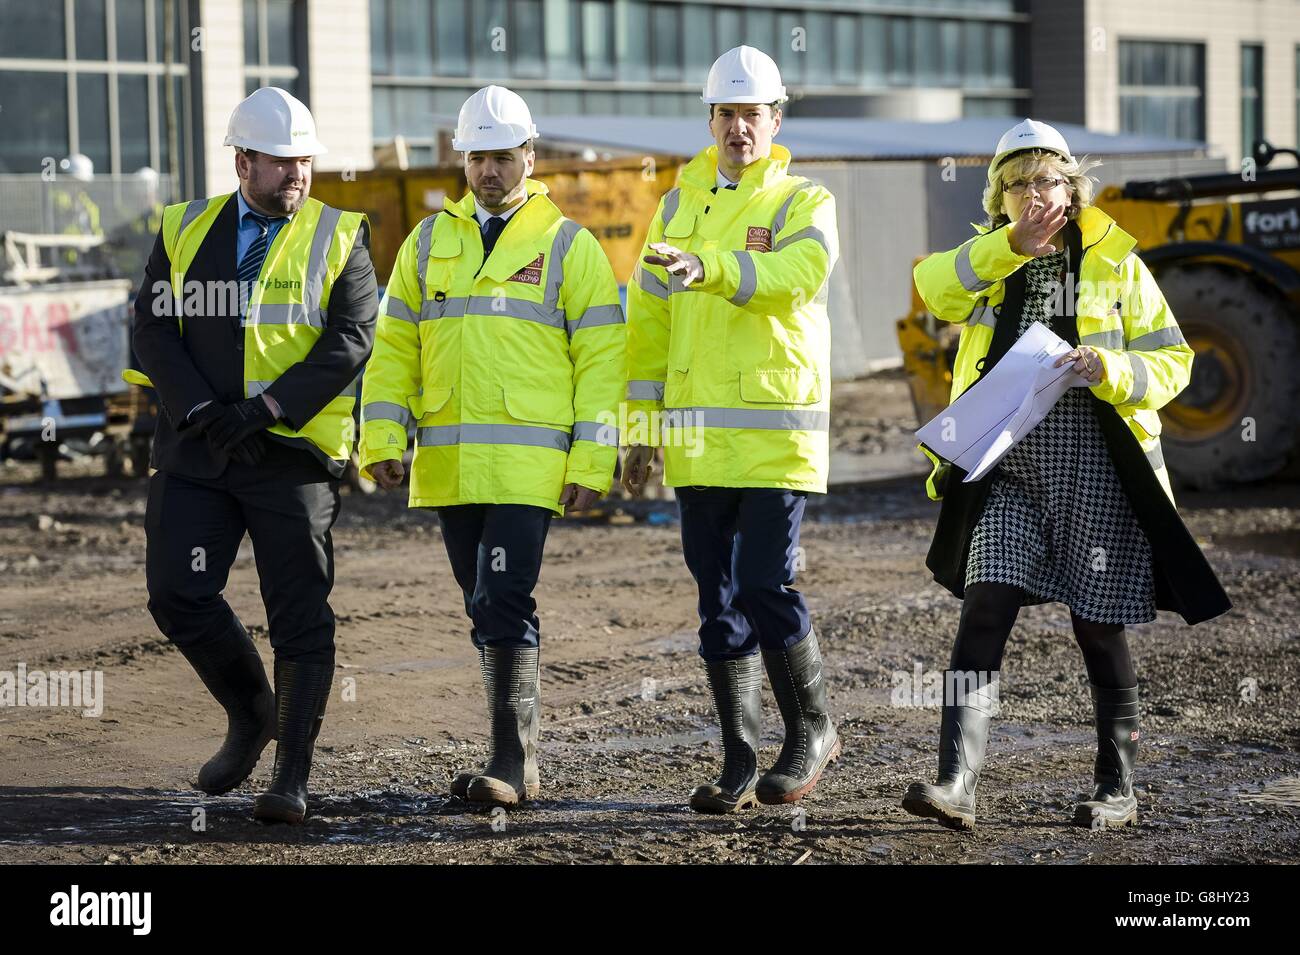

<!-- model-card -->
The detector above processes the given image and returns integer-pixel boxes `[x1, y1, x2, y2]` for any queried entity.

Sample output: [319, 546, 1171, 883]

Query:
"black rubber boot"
[253, 658, 334, 824]
[901, 675, 998, 830]
[175, 628, 275, 795]
[450, 647, 486, 799]
[1074, 684, 1139, 829]
[690, 654, 763, 814]
[466, 646, 540, 806]
[757, 628, 841, 804]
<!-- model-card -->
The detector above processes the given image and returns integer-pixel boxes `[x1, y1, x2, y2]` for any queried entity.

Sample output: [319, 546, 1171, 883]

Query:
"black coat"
[132, 194, 378, 479]
[926, 220, 1231, 626]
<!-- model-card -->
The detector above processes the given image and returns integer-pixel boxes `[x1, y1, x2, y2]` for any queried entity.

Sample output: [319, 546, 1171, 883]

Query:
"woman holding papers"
[901, 120, 1230, 832]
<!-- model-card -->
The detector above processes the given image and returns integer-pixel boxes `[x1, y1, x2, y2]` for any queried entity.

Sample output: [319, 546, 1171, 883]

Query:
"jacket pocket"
[502, 386, 574, 428]
[663, 367, 690, 407]
[663, 213, 697, 240]
[1131, 407, 1162, 440]
[409, 386, 453, 421]
[738, 369, 822, 405]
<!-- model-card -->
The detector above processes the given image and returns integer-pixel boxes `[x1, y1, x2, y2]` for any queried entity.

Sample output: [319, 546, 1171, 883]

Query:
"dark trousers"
[437, 503, 553, 649]
[676, 486, 812, 662]
[144, 442, 341, 665]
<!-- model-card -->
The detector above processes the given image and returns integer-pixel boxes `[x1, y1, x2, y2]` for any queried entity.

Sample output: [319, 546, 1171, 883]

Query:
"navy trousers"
[676, 486, 812, 662]
[437, 503, 553, 649]
[145, 441, 341, 665]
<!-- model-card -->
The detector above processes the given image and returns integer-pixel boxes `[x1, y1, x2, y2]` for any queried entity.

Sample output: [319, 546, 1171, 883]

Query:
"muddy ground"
[1, 374, 1297, 865]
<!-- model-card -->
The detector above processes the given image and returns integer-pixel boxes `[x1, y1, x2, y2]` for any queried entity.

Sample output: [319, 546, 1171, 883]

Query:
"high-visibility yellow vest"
[625, 143, 839, 492]
[913, 205, 1192, 503]
[358, 179, 626, 514]
[123, 193, 367, 464]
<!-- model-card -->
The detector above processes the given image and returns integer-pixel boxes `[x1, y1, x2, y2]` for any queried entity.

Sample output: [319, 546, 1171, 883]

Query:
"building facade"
[1, 0, 1298, 196]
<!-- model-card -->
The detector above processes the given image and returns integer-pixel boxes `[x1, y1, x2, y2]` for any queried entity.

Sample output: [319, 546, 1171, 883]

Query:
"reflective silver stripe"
[1145, 442, 1164, 472]
[660, 188, 681, 230]
[662, 406, 830, 432]
[567, 303, 625, 334]
[969, 306, 998, 330]
[417, 423, 571, 451]
[544, 218, 584, 313]
[773, 225, 829, 254]
[1128, 353, 1149, 403]
[383, 298, 420, 324]
[626, 379, 665, 401]
[179, 198, 208, 233]
[772, 181, 816, 236]
[471, 295, 565, 328]
[637, 267, 670, 300]
[247, 379, 273, 396]
[955, 240, 992, 292]
[418, 295, 565, 328]
[1081, 330, 1123, 349]
[363, 401, 411, 428]
[730, 251, 757, 307]
[244, 302, 325, 326]
[1128, 326, 1187, 350]
[573, 420, 619, 446]
[304, 204, 342, 321]
[421, 296, 468, 321]
[414, 213, 437, 303]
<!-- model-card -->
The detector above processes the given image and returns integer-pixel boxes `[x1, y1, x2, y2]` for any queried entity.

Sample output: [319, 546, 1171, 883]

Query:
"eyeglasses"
[1004, 176, 1067, 195]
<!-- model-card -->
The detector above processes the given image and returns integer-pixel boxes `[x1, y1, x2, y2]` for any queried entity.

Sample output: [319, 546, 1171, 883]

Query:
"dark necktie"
[237, 211, 282, 311]
[482, 215, 506, 260]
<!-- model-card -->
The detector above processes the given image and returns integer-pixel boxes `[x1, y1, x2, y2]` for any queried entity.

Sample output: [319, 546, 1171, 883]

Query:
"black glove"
[183, 401, 225, 436]
[207, 397, 277, 453]
[226, 433, 267, 467]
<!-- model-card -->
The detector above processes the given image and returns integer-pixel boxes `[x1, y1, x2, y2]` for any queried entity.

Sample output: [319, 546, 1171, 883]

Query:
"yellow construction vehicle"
[898, 141, 1300, 490]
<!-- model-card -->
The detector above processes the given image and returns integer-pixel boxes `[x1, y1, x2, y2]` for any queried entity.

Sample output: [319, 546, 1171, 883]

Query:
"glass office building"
[369, 0, 1029, 164]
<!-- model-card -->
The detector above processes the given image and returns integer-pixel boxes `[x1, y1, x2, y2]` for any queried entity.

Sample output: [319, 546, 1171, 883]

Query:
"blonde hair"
[982, 150, 1101, 230]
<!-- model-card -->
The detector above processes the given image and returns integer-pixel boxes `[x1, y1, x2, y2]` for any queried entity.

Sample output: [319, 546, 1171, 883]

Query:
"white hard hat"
[702, 46, 787, 105]
[61, 153, 94, 181]
[990, 119, 1072, 178]
[134, 166, 159, 184]
[223, 86, 327, 157]
[452, 86, 538, 153]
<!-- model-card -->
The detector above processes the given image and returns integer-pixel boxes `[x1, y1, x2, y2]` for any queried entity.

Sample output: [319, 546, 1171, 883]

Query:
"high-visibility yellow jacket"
[625, 143, 838, 492]
[913, 205, 1192, 502]
[359, 179, 625, 514]
[123, 193, 368, 465]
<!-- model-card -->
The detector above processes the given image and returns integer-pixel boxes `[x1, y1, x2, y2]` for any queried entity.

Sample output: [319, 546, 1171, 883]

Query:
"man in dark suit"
[130, 87, 377, 824]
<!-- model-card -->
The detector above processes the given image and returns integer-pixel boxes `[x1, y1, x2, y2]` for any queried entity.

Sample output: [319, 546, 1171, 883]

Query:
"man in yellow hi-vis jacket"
[359, 86, 625, 807]
[623, 47, 841, 814]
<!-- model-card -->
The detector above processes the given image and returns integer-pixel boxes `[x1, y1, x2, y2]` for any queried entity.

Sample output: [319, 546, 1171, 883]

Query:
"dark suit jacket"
[132, 193, 378, 479]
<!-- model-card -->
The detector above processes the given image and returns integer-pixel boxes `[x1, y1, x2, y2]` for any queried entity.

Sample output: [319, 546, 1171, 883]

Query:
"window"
[1241, 43, 1264, 161]
[1119, 40, 1206, 142]
[834, 14, 859, 86]
[435, 0, 470, 75]
[513, 0, 545, 77]
[471, 0, 507, 76]
[389, 0, 433, 76]
[887, 17, 912, 85]
[683, 3, 715, 75]
[243, 0, 303, 99]
[862, 15, 887, 86]
[581, 0, 614, 79]
[651, 4, 682, 82]
[0, 0, 193, 188]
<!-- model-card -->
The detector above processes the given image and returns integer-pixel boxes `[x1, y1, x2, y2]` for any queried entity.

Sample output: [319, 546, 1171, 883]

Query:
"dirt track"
[1, 377, 1298, 865]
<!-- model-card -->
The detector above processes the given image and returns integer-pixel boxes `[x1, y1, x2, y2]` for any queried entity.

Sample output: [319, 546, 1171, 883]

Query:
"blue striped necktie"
[237, 211, 281, 312]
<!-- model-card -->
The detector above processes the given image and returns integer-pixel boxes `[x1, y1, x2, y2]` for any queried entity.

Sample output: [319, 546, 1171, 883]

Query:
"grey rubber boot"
[253, 658, 333, 824]
[901, 674, 999, 830]
[690, 654, 763, 813]
[1074, 684, 1140, 829]
[175, 627, 275, 795]
[757, 628, 841, 804]
[467, 646, 540, 806]
[450, 646, 487, 799]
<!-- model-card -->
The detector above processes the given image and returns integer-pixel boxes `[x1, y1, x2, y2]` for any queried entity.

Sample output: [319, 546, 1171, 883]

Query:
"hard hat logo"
[224, 87, 328, 157]
[454, 86, 539, 153]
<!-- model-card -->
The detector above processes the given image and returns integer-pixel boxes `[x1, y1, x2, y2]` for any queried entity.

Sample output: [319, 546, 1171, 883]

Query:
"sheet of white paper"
[915, 321, 1088, 482]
